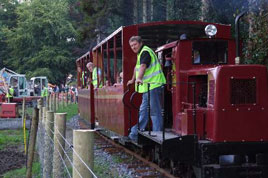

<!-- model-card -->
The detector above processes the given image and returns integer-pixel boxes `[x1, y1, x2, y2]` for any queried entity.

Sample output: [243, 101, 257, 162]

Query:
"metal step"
[138, 130, 180, 145]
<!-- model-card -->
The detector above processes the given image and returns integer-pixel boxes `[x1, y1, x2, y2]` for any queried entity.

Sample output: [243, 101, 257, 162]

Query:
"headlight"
[205, 24, 217, 37]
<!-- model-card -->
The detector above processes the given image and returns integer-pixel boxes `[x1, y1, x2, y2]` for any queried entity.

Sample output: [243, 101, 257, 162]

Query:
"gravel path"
[67, 115, 166, 178]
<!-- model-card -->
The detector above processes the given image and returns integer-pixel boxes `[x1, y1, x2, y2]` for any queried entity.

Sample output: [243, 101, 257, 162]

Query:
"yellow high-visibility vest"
[135, 45, 166, 93]
[41, 87, 49, 97]
[6, 88, 14, 98]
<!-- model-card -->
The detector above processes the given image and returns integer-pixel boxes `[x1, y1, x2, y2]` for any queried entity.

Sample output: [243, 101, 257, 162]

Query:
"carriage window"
[192, 41, 228, 65]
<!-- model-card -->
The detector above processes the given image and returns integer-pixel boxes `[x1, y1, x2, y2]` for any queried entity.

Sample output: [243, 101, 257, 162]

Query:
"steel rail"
[95, 131, 178, 178]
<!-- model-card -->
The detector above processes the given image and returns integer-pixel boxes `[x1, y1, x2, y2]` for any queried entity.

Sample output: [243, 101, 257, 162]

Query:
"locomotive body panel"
[212, 65, 268, 142]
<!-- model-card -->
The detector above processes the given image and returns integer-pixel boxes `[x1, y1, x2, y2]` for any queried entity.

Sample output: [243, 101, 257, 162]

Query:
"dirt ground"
[0, 145, 26, 176]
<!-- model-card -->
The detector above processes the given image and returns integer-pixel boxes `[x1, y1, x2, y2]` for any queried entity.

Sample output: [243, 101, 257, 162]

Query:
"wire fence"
[34, 93, 97, 178]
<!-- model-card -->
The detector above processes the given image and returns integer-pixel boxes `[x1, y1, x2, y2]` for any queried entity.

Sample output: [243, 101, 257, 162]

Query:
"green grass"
[0, 130, 26, 150]
[3, 162, 41, 178]
[56, 103, 78, 121]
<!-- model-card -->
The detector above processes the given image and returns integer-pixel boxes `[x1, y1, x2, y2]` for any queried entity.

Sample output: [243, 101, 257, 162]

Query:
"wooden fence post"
[73, 130, 95, 178]
[42, 106, 47, 125]
[64, 93, 67, 107]
[26, 107, 39, 178]
[49, 94, 53, 111]
[53, 93, 56, 112]
[21, 97, 26, 127]
[56, 93, 59, 111]
[61, 92, 64, 108]
[43, 111, 54, 178]
[53, 113, 67, 178]
[46, 94, 50, 110]
[38, 98, 43, 123]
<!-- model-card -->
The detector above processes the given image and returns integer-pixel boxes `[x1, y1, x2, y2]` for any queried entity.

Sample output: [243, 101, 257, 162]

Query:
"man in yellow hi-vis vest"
[6, 86, 14, 103]
[41, 86, 49, 97]
[86, 62, 103, 88]
[41, 85, 49, 105]
[127, 36, 166, 141]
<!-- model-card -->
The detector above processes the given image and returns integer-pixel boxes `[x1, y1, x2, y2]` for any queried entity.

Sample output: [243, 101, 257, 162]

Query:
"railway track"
[95, 131, 177, 178]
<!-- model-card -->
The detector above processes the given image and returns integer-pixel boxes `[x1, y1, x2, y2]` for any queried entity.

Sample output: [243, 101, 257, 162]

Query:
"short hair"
[129, 36, 142, 44]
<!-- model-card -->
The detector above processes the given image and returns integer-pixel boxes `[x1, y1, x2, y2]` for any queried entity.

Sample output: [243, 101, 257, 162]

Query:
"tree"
[0, 0, 19, 69]
[244, 0, 268, 65]
[5, 0, 77, 84]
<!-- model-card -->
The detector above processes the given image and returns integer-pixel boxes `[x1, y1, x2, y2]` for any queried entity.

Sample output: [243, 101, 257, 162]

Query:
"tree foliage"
[0, 0, 19, 69]
[3, 0, 77, 84]
[0, 0, 268, 86]
[244, 0, 268, 65]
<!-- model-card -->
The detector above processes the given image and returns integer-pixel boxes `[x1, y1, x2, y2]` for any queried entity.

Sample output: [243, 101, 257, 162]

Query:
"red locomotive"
[76, 19, 268, 178]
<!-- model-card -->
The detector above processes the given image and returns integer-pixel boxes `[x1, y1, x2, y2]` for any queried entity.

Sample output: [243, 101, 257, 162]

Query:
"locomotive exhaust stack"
[235, 11, 247, 65]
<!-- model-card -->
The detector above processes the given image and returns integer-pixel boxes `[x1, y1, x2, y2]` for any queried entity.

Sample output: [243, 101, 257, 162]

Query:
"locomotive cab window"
[192, 41, 228, 65]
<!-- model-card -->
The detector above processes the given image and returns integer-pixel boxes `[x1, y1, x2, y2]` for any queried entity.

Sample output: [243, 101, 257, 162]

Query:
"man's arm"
[127, 67, 136, 86]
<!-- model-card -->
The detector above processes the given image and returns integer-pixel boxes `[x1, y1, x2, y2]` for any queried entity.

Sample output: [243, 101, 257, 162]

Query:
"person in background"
[119, 72, 123, 84]
[34, 83, 41, 96]
[41, 84, 49, 105]
[116, 72, 123, 84]
[127, 36, 166, 141]
[86, 62, 103, 88]
[193, 50, 201, 64]
[6, 86, 14, 103]
[75, 86, 78, 103]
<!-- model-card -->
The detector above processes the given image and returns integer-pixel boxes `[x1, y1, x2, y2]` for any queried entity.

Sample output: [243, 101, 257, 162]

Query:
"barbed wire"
[46, 128, 84, 178]
[46, 119, 55, 124]
[45, 129, 72, 178]
[71, 145, 97, 178]
[53, 126, 97, 178]
[55, 142, 72, 178]
[46, 126, 97, 178]
[54, 126, 72, 147]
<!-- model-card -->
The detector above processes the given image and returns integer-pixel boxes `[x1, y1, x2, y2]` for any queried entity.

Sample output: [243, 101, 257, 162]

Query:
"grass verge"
[0, 129, 26, 150]
[3, 162, 41, 178]
[56, 103, 78, 121]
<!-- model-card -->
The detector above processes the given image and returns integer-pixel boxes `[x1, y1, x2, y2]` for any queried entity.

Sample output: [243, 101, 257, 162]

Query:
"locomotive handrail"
[181, 102, 198, 109]
[125, 81, 197, 138]
[141, 81, 196, 85]
[130, 91, 140, 110]
[130, 84, 140, 130]
[122, 85, 131, 109]
[122, 85, 132, 134]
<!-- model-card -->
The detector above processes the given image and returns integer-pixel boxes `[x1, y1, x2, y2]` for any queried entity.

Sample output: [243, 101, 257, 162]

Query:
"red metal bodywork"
[77, 20, 268, 142]
[172, 65, 268, 142]
[0, 103, 17, 118]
